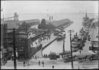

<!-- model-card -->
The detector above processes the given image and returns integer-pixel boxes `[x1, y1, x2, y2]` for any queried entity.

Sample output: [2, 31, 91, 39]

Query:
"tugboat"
[62, 33, 82, 62]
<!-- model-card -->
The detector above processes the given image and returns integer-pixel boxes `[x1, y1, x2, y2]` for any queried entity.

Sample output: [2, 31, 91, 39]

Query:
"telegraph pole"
[98, 16, 99, 69]
[68, 30, 74, 69]
[4, 28, 17, 69]
[13, 28, 17, 69]
[63, 34, 66, 53]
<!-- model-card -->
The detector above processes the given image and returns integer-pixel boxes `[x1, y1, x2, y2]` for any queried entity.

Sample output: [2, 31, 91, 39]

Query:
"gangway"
[27, 31, 57, 58]
[42, 37, 57, 50]
[30, 36, 58, 58]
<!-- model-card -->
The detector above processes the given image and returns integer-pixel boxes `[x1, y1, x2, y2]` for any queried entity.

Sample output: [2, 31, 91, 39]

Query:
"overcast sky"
[1, 1, 98, 20]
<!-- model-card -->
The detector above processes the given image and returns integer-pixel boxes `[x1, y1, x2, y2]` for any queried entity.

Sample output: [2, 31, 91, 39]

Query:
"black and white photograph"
[1, 0, 99, 69]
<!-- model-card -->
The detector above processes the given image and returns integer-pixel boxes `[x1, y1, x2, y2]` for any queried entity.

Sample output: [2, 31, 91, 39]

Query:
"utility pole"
[13, 28, 17, 69]
[68, 30, 74, 69]
[4, 28, 17, 69]
[97, 17, 99, 69]
[62, 34, 65, 58]
[63, 34, 66, 53]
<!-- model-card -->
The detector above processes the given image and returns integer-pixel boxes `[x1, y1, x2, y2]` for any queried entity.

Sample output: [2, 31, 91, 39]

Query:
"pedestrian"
[38, 60, 40, 66]
[52, 65, 54, 69]
[23, 61, 25, 67]
[42, 61, 44, 67]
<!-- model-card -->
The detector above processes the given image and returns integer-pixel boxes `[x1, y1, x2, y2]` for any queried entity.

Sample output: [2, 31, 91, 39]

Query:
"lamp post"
[68, 30, 74, 69]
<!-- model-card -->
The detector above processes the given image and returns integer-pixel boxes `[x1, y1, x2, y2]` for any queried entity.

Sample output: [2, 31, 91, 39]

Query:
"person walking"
[38, 60, 40, 66]
[23, 61, 25, 67]
[42, 61, 44, 67]
[52, 65, 54, 69]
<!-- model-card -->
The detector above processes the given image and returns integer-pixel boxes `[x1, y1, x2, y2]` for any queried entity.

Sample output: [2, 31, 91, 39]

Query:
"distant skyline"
[1, 1, 98, 20]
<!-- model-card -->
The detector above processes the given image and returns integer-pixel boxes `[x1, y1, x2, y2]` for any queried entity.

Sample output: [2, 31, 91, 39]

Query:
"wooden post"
[13, 28, 17, 69]
[63, 34, 65, 53]
[68, 30, 74, 69]
[97, 20, 99, 69]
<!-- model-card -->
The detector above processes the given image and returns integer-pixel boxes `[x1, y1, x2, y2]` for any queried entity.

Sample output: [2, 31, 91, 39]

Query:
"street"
[1, 57, 98, 69]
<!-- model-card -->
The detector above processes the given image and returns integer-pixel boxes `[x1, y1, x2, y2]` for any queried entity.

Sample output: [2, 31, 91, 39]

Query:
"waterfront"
[1, 1, 98, 69]
[1, 18, 98, 69]
[1, 58, 98, 69]
[1, 13, 98, 69]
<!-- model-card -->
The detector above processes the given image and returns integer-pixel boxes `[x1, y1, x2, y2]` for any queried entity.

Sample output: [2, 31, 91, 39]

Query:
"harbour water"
[42, 13, 97, 55]
[1, 13, 98, 69]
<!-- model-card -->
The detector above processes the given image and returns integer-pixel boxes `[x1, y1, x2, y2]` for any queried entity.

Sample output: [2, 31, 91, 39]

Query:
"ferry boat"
[57, 34, 65, 41]
[56, 30, 65, 41]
